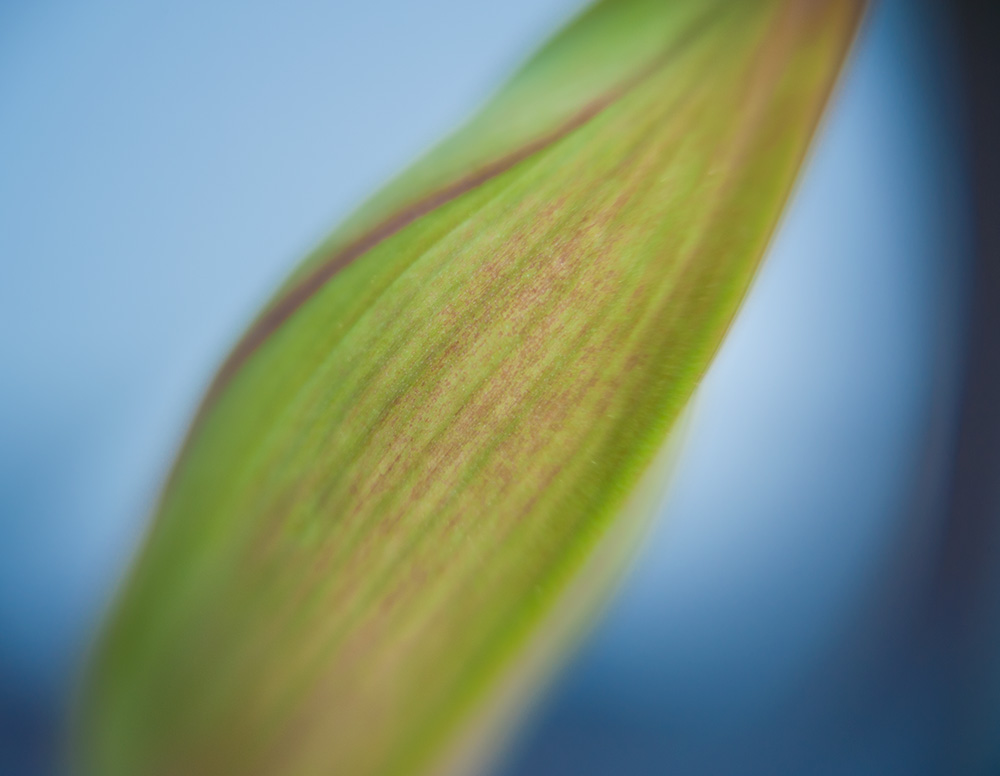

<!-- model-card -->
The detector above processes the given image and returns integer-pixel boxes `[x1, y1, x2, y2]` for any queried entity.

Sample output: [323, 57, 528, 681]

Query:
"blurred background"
[0, 0, 996, 774]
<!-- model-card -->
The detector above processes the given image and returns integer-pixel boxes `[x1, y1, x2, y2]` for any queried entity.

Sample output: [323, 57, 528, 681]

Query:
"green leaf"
[79, 1, 864, 774]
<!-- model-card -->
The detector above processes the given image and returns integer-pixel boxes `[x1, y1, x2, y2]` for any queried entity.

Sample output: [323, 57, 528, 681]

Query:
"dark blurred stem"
[927, 0, 1000, 771]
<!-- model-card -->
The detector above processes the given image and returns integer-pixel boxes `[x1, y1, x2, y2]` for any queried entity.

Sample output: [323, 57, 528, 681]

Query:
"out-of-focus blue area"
[0, 1, 971, 775]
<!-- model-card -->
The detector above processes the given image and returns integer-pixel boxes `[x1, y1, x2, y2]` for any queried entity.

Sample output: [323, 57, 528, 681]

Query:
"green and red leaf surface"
[81, 2, 865, 774]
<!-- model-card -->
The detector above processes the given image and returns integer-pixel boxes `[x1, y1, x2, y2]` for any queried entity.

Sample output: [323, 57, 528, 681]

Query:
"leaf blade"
[81, 2, 865, 774]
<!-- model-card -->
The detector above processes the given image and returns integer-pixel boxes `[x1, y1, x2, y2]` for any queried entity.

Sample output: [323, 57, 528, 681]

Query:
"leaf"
[79, 1, 864, 774]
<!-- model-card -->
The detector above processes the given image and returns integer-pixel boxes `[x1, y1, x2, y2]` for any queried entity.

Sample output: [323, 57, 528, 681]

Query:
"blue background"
[0, 1, 974, 774]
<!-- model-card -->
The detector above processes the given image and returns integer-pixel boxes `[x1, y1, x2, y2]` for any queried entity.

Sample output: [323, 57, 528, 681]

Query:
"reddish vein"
[200, 7, 723, 412]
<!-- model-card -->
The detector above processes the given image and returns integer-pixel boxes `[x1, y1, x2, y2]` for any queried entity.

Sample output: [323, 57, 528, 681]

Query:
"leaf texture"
[80, 1, 865, 774]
